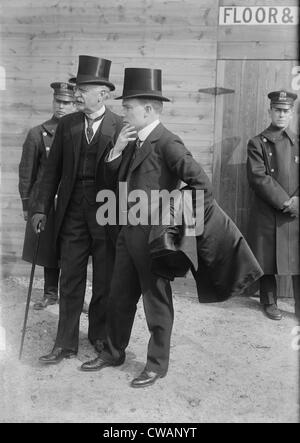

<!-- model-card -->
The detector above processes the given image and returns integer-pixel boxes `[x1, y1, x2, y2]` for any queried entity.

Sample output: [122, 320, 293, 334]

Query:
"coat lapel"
[70, 113, 85, 180]
[130, 122, 164, 173]
[95, 110, 117, 167]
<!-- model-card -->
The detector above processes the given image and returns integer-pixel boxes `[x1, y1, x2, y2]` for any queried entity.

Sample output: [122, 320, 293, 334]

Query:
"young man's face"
[52, 97, 76, 119]
[269, 106, 293, 129]
[74, 84, 109, 114]
[122, 99, 149, 131]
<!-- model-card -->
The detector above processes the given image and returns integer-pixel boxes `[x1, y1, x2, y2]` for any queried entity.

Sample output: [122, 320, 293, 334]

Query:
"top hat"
[50, 82, 75, 102]
[268, 90, 297, 109]
[70, 55, 115, 91]
[116, 68, 170, 102]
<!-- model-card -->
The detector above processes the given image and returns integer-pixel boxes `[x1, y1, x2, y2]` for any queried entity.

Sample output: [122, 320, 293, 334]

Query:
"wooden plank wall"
[0, 0, 219, 277]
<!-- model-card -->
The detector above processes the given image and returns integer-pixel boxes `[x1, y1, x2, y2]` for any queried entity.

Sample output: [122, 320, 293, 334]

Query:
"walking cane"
[19, 225, 41, 360]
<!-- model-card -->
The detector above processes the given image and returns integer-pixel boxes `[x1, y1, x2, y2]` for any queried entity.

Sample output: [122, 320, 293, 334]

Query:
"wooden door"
[213, 60, 299, 296]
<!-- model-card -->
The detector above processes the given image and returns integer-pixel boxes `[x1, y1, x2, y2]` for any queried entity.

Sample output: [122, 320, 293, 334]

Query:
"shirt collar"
[137, 119, 160, 143]
[85, 105, 105, 121]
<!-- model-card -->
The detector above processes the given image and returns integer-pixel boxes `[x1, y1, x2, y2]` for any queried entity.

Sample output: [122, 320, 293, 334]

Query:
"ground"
[0, 275, 299, 423]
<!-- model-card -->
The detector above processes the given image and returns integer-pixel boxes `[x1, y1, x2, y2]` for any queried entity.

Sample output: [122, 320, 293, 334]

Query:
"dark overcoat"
[33, 109, 123, 250]
[148, 198, 263, 302]
[19, 116, 59, 267]
[247, 125, 299, 275]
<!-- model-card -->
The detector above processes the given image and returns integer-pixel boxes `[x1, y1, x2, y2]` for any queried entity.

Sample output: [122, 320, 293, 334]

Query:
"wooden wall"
[0, 0, 298, 278]
[0, 0, 219, 277]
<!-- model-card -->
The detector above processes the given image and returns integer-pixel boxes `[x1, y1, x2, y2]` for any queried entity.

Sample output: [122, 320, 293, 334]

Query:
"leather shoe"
[80, 353, 125, 372]
[39, 347, 77, 364]
[263, 304, 282, 321]
[131, 369, 163, 388]
[33, 297, 57, 310]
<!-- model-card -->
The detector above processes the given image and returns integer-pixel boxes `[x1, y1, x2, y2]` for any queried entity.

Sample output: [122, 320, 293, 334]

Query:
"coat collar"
[41, 115, 59, 136]
[261, 124, 296, 145]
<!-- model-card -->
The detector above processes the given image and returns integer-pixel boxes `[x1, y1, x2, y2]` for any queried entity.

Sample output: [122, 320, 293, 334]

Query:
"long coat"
[33, 109, 123, 249]
[19, 116, 59, 267]
[247, 125, 299, 275]
[148, 196, 263, 302]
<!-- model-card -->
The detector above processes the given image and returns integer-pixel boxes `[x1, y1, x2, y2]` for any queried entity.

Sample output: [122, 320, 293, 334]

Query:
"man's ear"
[144, 104, 152, 114]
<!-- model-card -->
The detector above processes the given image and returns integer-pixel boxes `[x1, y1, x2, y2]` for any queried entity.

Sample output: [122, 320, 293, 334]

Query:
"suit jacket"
[33, 108, 123, 242]
[105, 122, 214, 244]
[247, 125, 299, 274]
[19, 116, 59, 267]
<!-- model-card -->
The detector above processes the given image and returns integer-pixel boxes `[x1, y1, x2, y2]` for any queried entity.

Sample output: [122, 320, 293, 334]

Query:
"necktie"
[127, 138, 142, 175]
[85, 114, 104, 143]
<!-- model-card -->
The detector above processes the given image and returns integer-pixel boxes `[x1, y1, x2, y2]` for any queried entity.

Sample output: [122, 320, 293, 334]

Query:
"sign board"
[219, 6, 299, 25]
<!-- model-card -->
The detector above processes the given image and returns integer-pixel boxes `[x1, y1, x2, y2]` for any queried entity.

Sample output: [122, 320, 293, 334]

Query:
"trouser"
[260, 274, 300, 319]
[54, 197, 114, 352]
[106, 225, 174, 376]
[43, 267, 59, 300]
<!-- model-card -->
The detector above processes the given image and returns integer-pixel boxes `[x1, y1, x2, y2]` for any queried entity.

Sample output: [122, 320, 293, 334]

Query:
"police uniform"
[19, 82, 75, 307]
[247, 90, 299, 320]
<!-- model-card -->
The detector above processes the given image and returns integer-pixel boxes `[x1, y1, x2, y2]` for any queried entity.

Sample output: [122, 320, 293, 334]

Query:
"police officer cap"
[268, 90, 297, 109]
[50, 82, 75, 102]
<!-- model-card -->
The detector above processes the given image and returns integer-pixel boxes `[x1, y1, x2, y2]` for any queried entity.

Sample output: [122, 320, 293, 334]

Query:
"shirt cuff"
[106, 149, 122, 162]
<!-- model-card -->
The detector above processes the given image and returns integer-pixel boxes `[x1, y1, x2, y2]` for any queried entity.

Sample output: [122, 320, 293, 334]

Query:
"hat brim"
[73, 78, 115, 91]
[271, 103, 293, 109]
[115, 93, 170, 102]
[54, 94, 75, 102]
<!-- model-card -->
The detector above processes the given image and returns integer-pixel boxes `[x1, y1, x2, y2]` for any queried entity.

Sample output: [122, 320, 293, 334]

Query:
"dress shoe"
[131, 369, 163, 388]
[39, 347, 77, 364]
[80, 353, 125, 372]
[33, 296, 57, 310]
[263, 304, 282, 321]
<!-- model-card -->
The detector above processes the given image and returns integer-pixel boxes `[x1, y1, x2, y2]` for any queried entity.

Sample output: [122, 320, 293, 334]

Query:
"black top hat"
[268, 90, 297, 108]
[70, 55, 115, 91]
[50, 82, 75, 102]
[116, 68, 170, 102]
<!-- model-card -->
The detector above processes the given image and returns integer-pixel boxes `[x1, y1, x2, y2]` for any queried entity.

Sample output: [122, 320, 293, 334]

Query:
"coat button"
[263, 138, 267, 142]
[269, 152, 272, 156]
[46, 146, 50, 151]
[43, 131, 47, 136]
[271, 168, 274, 172]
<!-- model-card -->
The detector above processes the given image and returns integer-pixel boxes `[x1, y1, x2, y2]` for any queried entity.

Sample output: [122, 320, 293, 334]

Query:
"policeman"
[19, 81, 76, 309]
[247, 90, 299, 321]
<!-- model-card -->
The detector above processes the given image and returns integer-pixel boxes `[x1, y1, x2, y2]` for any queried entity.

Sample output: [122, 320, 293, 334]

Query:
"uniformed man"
[247, 90, 299, 321]
[19, 81, 76, 310]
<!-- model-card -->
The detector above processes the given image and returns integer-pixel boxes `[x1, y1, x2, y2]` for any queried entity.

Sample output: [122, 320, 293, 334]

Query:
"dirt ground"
[0, 274, 299, 423]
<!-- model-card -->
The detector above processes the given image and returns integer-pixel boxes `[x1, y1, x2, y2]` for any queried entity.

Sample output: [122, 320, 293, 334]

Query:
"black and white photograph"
[0, 0, 299, 425]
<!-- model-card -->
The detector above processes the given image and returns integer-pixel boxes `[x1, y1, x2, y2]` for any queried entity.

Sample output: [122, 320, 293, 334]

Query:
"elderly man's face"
[52, 97, 76, 119]
[74, 84, 109, 114]
[269, 106, 293, 129]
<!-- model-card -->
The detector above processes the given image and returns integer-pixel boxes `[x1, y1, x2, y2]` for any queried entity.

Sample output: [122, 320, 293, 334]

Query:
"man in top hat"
[31, 55, 123, 363]
[19, 81, 76, 310]
[79, 67, 216, 387]
[247, 90, 299, 321]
